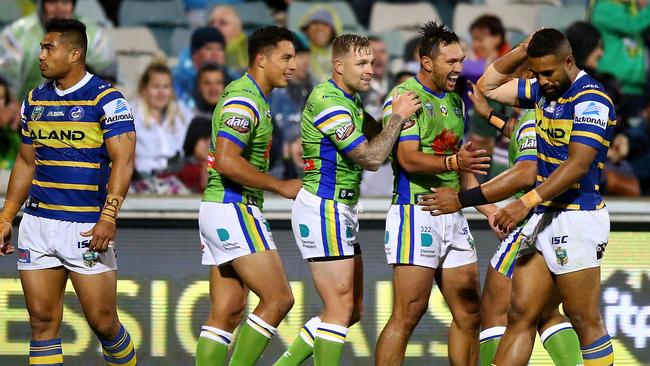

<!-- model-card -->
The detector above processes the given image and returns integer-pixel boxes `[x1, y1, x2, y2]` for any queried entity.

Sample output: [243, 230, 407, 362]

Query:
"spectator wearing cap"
[300, 6, 341, 82]
[209, 5, 248, 74]
[0, 0, 115, 99]
[192, 63, 226, 119]
[172, 26, 231, 110]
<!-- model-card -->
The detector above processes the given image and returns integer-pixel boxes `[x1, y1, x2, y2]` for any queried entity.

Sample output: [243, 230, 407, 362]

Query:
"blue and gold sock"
[100, 324, 137, 366]
[581, 334, 614, 366]
[29, 338, 63, 366]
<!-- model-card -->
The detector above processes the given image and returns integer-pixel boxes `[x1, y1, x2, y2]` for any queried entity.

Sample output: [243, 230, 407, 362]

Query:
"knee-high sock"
[313, 322, 348, 366]
[581, 334, 614, 366]
[229, 314, 277, 366]
[273, 316, 320, 366]
[196, 325, 233, 366]
[479, 327, 505, 366]
[100, 324, 137, 366]
[541, 322, 583, 366]
[30, 338, 63, 366]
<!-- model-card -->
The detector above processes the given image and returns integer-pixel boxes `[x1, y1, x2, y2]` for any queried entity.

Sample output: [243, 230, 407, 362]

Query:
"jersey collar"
[328, 79, 356, 102]
[54, 71, 93, 96]
[414, 76, 445, 99]
[246, 73, 268, 103]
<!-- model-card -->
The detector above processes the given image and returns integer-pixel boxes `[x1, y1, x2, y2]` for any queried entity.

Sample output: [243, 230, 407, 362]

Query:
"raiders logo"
[225, 116, 251, 133]
[335, 122, 355, 141]
[401, 118, 416, 130]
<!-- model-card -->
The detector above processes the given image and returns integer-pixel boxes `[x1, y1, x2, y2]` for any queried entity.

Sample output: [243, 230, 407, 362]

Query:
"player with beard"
[274, 34, 420, 366]
[375, 22, 497, 366]
[478, 28, 615, 365]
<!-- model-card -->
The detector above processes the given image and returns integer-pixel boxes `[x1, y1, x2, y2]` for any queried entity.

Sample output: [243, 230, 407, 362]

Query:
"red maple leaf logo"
[431, 128, 460, 155]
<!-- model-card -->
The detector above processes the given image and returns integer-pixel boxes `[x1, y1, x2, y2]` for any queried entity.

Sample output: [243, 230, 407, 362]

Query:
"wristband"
[99, 194, 124, 224]
[458, 186, 489, 208]
[0, 201, 21, 224]
[487, 110, 508, 131]
[520, 189, 543, 209]
[444, 154, 459, 171]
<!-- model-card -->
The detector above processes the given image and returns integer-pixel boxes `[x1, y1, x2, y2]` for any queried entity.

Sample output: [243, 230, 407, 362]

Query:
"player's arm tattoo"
[347, 113, 406, 171]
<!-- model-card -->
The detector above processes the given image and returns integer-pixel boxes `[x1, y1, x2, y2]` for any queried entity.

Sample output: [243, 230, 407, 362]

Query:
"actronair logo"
[574, 101, 609, 130]
[103, 98, 133, 125]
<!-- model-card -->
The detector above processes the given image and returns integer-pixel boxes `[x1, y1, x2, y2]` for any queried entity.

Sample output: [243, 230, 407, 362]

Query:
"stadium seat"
[106, 27, 163, 92]
[170, 27, 192, 56]
[378, 30, 419, 61]
[288, 1, 365, 34]
[537, 5, 585, 30]
[0, 0, 23, 28]
[119, 0, 189, 55]
[453, 4, 543, 43]
[485, 0, 561, 6]
[369, 2, 442, 33]
[76, 0, 113, 27]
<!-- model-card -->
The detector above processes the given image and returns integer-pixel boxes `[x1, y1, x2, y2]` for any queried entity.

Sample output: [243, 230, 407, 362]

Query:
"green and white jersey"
[383, 76, 465, 205]
[301, 79, 368, 205]
[203, 74, 272, 208]
[508, 109, 537, 200]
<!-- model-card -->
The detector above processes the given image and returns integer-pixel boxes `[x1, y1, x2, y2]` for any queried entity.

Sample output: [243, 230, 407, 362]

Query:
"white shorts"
[384, 205, 477, 269]
[17, 213, 117, 274]
[199, 201, 276, 266]
[291, 189, 359, 260]
[490, 226, 536, 278]
[520, 209, 610, 275]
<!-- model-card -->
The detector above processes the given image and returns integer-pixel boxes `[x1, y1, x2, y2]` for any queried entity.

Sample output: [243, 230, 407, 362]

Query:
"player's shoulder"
[564, 72, 613, 107]
[221, 77, 265, 107]
[307, 81, 351, 110]
[27, 80, 55, 101]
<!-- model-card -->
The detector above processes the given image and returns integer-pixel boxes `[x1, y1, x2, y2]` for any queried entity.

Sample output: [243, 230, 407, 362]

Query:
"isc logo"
[551, 235, 568, 245]
[77, 240, 91, 248]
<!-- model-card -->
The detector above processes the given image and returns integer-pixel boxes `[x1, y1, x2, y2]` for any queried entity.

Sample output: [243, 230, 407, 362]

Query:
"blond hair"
[137, 59, 186, 131]
[332, 34, 371, 59]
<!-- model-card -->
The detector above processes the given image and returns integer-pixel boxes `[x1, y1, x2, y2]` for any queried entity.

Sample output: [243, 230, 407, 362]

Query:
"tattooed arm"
[346, 91, 421, 171]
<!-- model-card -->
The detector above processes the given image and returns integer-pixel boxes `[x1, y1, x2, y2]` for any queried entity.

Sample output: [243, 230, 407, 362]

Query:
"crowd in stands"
[1, 0, 649, 196]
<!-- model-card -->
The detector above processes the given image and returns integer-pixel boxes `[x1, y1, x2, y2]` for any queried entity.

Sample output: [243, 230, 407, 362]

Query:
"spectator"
[277, 122, 304, 180]
[0, 76, 21, 193]
[268, 38, 313, 136]
[363, 36, 392, 121]
[601, 133, 641, 196]
[0, 0, 115, 100]
[402, 36, 421, 74]
[300, 6, 341, 82]
[394, 70, 416, 85]
[589, 0, 650, 117]
[132, 61, 193, 177]
[175, 116, 212, 193]
[209, 5, 248, 74]
[193, 63, 226, 119]
[172, 27, 228, 110]
[625, 101, 650, 194]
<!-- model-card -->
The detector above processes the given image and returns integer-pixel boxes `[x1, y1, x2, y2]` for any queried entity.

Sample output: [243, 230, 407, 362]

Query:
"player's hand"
[0, 221, 15, 256]
[81, 219, 116, 253]
[457, 141, 491, 175]
[418, 187, 461, 215]
[390, 90, 421, 120]
[488, 212, 506, 241]
[467, 81, 492, 120]
[277, 179, 302, 200]
[494, 199, 531, 233]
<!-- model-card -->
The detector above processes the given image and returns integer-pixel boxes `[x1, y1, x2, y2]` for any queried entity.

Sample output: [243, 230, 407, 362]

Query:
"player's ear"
[69, 48, 82, 63]
[332, 57, 344, 76]
[565, 54, 575, 70]
[256, 52, 266, 69]
[421, 55, 433, 73]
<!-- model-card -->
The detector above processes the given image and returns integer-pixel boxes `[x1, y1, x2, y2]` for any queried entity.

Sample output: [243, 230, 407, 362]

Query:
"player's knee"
[394, 297, 428, 330]
[454, 306, 481, 332]
[29, 306, 62, 336]
[211, 300, 246, 328]
[563, 307, 603, 332]
[88, 315, 120, 341]
[260, 288, 294, 317]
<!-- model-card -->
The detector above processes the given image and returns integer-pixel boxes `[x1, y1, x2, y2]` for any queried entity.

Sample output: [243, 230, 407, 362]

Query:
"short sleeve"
[516, 79, 539, 109]
[19, 101, 32, 145]
[570, 95, 612, 149]
[313, 103, 366, 154]
[98, 90, 136, 139]
[382, 90, 419, 143]
[513, 117, 537, 163]
[216, 96, 260, 149]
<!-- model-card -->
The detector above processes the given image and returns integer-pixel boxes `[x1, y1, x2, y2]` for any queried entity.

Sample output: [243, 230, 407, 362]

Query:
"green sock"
[196, 326, 233, 366]
[273, 317, 320, 366]
[229, 314, 276, 366]
[313, 322, 348, 366]
[541, 323, 583, 366]
[479, 327, 505, 366]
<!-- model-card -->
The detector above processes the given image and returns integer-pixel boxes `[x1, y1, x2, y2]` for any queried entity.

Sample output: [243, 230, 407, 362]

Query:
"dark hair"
[565, 22, 601, 70]
[248, 26, 296, 66]
[43, 18, 87, 58]
[196, 62, 224, 81]
[469, 15, 505, 40]
[527, 28, 572, 59]
[183, 117, 212, 157]
[0, 75, 10, 105]
[418, 21, 459, 59]
[332, 33, 371, 58]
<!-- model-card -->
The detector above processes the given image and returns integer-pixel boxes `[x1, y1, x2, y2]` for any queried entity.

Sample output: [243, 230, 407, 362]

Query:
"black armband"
[458, 186, 489, 208]
[487, 110, 508, 132]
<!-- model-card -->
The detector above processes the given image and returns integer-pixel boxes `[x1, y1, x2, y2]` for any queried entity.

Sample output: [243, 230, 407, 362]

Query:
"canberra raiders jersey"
[509, 109, 538, 200]
[301, 79, 368, 205]
[383, 76, 464, 205]
[204, 74, 272, 208]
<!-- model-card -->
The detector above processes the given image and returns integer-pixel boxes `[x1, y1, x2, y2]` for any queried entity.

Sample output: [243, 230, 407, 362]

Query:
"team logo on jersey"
[555, 246, 568, 266]
[82, 250, 99, 268]
[401, 118, 416, 131]
[440, 105, 448, 116]
[17, 249, 31, 263]
[544, 101, 556, 114]
[335, 122, 355, 141]
[31, 106, 44, 120]
[338, 189, 356, 200]
[423, 102, 434, 117]
[225, 116, 251, 133]
[454, 107, 462, 117]
[554, 104, 564, 117]
[303, 159, 315, 171]
[103, 98, 134, 125]
[69, 106, 84, 121]
[596, 242, 608, 260]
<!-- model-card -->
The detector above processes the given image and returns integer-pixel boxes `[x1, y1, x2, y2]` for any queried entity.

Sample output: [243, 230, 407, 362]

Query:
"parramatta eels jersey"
[204, 74, 272, 208]
[19, 72, 135, 223]
[301, 79, 368, 205]
[383, 77, 464, 205]
[516, 70, 615, 212]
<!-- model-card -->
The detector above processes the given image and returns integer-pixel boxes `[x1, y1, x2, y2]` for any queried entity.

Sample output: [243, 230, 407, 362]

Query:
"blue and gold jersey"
[516, 71, 615, 212]
[19, 72, 135, 223]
